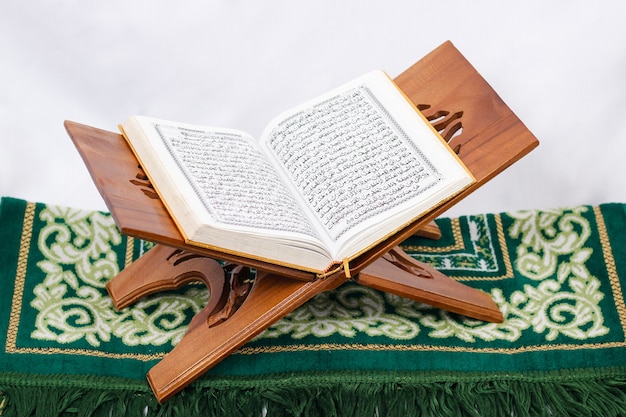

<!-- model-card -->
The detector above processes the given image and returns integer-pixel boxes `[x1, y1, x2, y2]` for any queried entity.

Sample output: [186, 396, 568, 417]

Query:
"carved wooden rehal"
[65, 41, 539, 402]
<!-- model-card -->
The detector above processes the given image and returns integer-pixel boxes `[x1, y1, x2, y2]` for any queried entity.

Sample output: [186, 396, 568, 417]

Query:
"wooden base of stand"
[64, 41, 539, 401]
[106, 241, 502, 402]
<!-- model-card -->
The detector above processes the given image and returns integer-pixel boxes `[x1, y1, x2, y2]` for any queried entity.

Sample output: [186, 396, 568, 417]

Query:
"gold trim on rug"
[594, 206, 626, 334]
[125, 236, 135, 268]
[403, 218, 465, 253]
[5, 202, 35, 352]
[237, 339, 626, 356]
[454, 214, 514, 282]
[405, 215, 514, 282]
[7, 345, 165, 361]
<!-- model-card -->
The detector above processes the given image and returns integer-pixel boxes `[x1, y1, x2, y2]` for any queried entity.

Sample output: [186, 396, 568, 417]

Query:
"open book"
[120, 71, 475, 274]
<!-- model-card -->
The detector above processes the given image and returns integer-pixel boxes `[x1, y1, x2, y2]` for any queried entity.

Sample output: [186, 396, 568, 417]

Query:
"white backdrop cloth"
[2, 1, 625, 217]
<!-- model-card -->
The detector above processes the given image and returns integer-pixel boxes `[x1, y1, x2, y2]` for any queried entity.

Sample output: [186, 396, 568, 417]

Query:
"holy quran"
[120, 70, 475, 274]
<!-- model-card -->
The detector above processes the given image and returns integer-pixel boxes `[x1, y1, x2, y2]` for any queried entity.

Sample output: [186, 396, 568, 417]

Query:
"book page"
[260, 71, 472, 255]
[151, 123, 321, 239]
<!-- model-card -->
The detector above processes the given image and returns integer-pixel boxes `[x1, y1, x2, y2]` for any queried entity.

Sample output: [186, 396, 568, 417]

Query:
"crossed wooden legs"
[106, 243, 503, 402]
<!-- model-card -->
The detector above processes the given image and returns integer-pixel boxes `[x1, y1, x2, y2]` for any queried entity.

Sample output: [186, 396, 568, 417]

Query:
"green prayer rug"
[1, 196, 626, 416]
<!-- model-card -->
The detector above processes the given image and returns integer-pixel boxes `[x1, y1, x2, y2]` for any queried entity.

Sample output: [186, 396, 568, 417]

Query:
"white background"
[2, 1, 625, 217]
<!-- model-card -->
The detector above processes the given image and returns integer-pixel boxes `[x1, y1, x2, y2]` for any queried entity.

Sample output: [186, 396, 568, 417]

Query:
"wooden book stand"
[64, 41, 538, 402]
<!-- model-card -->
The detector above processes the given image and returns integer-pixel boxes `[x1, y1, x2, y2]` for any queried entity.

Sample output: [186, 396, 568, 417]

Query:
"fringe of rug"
[2, 371, 626, 417]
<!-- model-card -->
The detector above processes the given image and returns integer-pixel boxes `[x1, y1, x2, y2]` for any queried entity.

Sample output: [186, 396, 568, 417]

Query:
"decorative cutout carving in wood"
[418, 104, 464, 154]
[381, 247, 434, 279]
[112, 247, 255, 329]
[129, 165, 159, 200]
[207, 263, 253, 328]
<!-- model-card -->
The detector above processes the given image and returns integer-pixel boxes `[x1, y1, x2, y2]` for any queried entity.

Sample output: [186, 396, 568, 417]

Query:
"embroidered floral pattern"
[502, 207, 608, 341]
[27, 204, 610, 348]
[259, 208, 609, 343]
[261, 284, 420, 340]
[30, 205, 206, 347]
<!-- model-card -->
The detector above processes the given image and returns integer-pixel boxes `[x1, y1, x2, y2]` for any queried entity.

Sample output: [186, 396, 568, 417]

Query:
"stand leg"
[147, 271, 345, 402]
[357, 246, 504, 323]
[414, 221, 441, 240]
[106, 246, 346, 402]
[107, 245, 226, 311]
